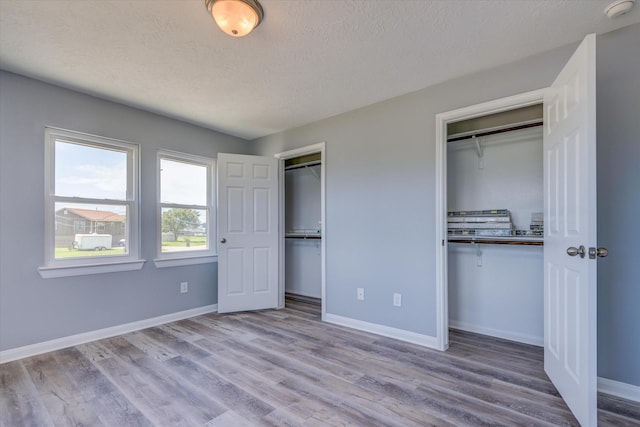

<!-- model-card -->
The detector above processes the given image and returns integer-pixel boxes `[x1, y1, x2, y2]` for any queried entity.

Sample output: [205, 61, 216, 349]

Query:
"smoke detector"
[604, 0, 635, 18]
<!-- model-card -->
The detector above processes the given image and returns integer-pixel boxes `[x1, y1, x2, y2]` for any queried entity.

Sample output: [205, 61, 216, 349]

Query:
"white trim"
[274, 143, 325, 160]
[274, 142, 327, 321]
[156, 150, 217, 261]
[38, 259, 146, 278]
[325, 314, 439, 349]
[42, 127, 142, 271]
[597, 377, 640, 402]
[435, 113, 448, 351]
[434, 89, 546, 352]
[154, 255, 218, 268]
[449, 321, 543, 347]
[0, 304, 218, 364]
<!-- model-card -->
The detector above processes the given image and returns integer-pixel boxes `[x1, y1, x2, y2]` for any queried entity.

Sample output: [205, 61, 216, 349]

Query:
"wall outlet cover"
[393, 293, 402, 307]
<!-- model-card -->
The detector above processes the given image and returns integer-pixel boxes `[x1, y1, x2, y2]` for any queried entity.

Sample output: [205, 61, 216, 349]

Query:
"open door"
[217, 153, 279, 313]
[543, 34, 598, 426]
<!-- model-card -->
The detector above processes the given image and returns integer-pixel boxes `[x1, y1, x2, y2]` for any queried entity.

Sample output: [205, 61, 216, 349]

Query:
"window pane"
[54, 202, 128, 259]
[161, 208, 208, 253]
[160, 158, 207, 205]
[55, 140, 127, 199]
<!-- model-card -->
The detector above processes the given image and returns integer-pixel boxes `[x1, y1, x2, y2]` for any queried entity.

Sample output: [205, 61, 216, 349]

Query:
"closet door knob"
[589, 247, 608, 259]
[220, 238, 226, 244]
[567, 245, 586, 258]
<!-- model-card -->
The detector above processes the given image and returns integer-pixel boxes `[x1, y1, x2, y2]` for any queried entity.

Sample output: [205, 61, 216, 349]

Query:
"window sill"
[38, 259, 146, 279]
[154, 255, 218, 268]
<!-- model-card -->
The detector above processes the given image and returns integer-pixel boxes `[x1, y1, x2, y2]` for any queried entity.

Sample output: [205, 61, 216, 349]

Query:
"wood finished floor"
[1, 300, 638, 426]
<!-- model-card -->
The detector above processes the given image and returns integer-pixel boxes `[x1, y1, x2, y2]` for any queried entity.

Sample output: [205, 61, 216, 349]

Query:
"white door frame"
[274, 142, 326, 320]
[434, 89, 545, 351]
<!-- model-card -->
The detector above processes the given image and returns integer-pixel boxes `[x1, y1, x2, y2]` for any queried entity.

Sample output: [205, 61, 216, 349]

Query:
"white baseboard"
[598, 377, 640, 402]
[449, 320, 544, 347]
[324, 313, 439, 349]
[0, 304, 218, 364]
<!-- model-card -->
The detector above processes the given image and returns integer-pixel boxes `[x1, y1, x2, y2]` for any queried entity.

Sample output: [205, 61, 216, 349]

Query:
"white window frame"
[39, 128, 144, 278]
[154, 150, 217, 268]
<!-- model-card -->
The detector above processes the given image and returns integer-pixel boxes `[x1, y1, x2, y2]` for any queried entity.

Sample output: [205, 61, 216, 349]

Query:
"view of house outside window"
[159, 154, 212, 255]
[55, 204, 127, 257]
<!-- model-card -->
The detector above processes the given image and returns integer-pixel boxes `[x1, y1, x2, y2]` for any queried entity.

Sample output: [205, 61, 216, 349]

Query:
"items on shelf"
[447, 209, 510, 217]
[515, 212, 544, 237]
[530, 212, 544, 232]
[448, 209, 544, 238]
[448, 209, 513, 236]
[515, 229, 543, 237]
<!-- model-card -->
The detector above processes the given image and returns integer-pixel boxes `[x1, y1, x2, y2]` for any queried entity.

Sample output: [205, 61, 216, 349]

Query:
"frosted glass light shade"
[207, 0, 264, 37]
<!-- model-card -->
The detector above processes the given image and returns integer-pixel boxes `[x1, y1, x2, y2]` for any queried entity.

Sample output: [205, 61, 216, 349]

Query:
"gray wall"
[0, 71, 252, 351]
[253, 24, 640, 386]
[595, 24, 640, 386]
[252, 43, 575, 336]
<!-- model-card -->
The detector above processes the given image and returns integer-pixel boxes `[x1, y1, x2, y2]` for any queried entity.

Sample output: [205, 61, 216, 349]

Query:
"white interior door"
[543, 34, 597, 427]
[217, 153, 279, 313]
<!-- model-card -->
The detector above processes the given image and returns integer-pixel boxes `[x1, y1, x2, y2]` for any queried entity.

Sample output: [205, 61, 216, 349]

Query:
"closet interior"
[447, 104, 544, 346]
[284, 153, 322, 305]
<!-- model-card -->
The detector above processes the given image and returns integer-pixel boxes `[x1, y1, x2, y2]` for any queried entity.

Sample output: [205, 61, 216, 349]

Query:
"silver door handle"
[589, 247, 608, 259]
[220, 238, 226, 244]
[567, 245, 586, 258]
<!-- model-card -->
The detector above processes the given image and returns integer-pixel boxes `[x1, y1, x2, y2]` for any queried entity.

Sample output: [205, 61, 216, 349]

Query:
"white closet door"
[217, 153, 279, 313]
[543, 33, 597, 427]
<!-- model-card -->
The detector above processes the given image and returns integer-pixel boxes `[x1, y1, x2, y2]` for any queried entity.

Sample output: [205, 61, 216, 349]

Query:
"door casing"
[274, 142, 327, 320]
[434, 89, 546, 351]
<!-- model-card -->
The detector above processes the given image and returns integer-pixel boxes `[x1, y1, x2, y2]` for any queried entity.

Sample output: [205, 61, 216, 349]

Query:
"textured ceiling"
[0, 0, 638, 140]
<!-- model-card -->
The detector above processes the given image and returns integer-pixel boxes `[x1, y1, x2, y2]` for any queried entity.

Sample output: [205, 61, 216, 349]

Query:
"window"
[156, 150, 215, 266]
[39, 128, 143, 278]
[74, 220, 87, 233]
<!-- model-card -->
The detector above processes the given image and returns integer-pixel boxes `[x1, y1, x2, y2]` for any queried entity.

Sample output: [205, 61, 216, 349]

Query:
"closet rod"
[285, 235, 322, 240]
[449, 238, 543, 246]
[447, 121, 542, 143]
[284, 160, 321, 171]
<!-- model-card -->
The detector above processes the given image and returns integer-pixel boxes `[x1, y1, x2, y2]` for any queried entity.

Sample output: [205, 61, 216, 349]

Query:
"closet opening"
[274, 143, 326, 319]
[434, 89, 546, 351]
[447, 104, 544, 349]
[284, 153, 322, 307]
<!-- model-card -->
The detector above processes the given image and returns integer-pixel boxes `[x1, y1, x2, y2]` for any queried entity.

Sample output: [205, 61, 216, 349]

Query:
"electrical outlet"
[393, 293, 402, 307]
[180, 281, 188, 293]
[357, 288, 365, 301]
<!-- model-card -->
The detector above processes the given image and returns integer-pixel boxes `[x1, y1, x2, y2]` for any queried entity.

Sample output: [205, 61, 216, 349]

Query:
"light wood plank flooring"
[1, 300, 638, 426]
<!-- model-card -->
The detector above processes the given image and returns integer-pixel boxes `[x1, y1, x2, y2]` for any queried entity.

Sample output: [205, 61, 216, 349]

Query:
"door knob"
[567, 245, 586, 258]
[589, 247, 608, 259]
[220, 238, 226, 244]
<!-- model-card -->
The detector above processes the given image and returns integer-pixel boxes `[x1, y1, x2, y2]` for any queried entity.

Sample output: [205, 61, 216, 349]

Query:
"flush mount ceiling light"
[604, 0, 635, 18]
[205, 0, 264, 37]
